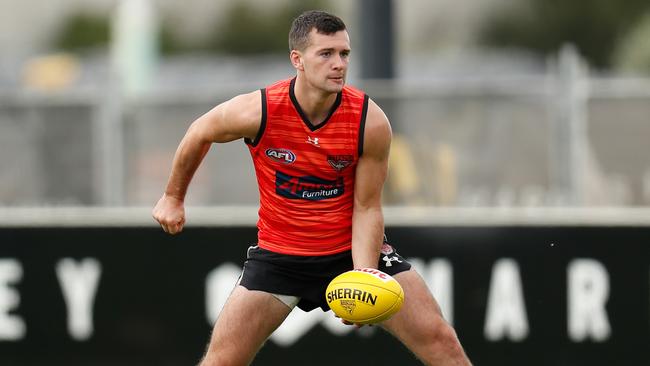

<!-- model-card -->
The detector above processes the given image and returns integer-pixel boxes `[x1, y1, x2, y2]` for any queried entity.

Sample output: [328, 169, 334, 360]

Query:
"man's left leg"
[381, 269, 472, 366]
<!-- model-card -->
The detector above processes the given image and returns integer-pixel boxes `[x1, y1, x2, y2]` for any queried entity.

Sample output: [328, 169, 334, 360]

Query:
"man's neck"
[293, 75, 339, 126]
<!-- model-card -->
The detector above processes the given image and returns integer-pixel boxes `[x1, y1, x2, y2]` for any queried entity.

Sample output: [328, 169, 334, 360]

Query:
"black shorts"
[238, 237, 412, 312]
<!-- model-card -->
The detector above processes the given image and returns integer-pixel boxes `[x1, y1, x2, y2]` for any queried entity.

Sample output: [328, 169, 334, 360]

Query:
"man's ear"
[290, 50, 304, 71]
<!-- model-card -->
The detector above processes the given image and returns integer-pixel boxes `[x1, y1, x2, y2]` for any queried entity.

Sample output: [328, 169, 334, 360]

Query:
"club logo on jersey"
[327, 155, 354, 172]
[265, 148, 296, 164]
[275, 171, 344, 200]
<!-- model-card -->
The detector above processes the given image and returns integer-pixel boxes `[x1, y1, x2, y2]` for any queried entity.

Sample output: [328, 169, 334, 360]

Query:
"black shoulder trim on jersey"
[245, 88, 267, 147]
[358, 94, 370, 157]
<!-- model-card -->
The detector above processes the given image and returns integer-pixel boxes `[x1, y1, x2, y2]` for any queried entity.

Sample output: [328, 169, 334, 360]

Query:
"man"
[153, 10, 471, 366]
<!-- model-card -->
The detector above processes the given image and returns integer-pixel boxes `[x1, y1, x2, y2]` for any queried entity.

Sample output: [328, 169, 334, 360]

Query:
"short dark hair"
[289, 10, 347, 51]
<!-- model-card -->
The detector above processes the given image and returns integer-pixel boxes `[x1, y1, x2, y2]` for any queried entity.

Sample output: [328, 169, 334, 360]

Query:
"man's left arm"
[352, 99, 392, 269]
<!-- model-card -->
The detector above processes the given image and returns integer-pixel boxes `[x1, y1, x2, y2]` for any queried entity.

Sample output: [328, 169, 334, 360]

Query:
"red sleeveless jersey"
[246, 78, 369, 256]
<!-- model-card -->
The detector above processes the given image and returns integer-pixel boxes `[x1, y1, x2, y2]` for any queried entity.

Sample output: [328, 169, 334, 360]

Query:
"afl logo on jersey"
[266, 148, 296, 164]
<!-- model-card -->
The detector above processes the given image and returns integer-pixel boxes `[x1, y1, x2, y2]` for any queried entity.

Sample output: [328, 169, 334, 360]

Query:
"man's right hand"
[152, 194, 186, 235]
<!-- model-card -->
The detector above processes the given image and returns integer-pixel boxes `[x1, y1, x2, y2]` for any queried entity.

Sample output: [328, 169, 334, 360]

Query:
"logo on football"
[325, 268, 404, 325]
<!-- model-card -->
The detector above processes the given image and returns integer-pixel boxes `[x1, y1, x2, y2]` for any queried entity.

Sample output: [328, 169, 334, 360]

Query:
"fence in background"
[2, 48, 650, 207]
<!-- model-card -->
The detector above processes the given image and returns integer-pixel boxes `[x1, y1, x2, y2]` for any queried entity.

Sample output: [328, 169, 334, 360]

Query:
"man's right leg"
[199, 285, 293, 366]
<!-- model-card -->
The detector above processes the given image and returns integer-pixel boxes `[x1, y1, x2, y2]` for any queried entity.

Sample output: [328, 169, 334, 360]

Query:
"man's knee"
[435, 321, 462, 345]
[418, 315, 463, 352]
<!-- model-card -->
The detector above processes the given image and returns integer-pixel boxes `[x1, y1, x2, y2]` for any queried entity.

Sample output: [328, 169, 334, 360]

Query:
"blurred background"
[3, 1, 650, 365]
[3, 0, 650, 208]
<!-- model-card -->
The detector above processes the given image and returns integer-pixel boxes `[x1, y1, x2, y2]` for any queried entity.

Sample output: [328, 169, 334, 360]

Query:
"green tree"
[479, 0, 650, 69]
[210, 0, 329, 54]
[55, 12, 110, 52]
[614, 11, 650, 73]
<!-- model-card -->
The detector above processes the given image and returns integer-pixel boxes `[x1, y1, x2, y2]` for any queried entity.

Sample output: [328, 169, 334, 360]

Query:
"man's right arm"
[152, 90, 262, 234]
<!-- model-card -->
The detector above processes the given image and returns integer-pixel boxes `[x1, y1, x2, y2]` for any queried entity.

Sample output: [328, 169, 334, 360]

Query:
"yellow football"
[325, 268, 404, 325]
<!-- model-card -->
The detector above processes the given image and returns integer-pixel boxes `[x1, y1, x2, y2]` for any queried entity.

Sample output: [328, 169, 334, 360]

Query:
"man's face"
[295, 29, 350, 93]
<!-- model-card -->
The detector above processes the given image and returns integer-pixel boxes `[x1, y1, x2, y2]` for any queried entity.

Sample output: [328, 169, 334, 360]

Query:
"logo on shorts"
[381, 243, 395, 255]
[382, 255, 403, 268]
[266, 148, 296, 164]
[327, 155, 353, 172]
